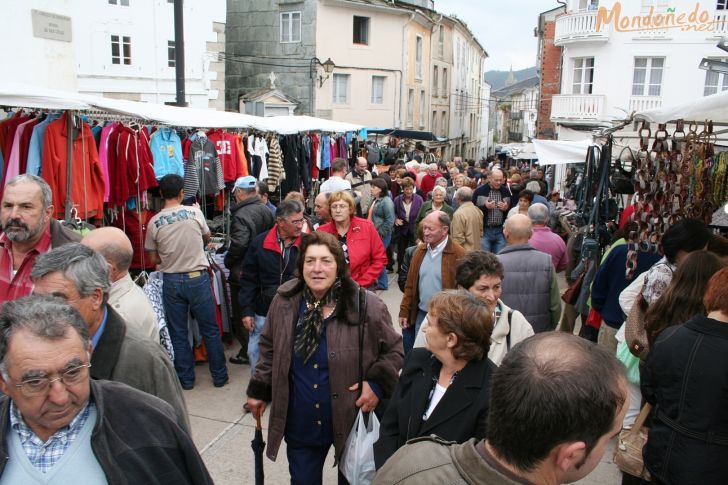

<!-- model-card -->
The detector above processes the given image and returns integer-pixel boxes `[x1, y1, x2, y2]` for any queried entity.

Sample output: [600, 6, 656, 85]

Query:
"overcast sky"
[434, 0, 561, 71]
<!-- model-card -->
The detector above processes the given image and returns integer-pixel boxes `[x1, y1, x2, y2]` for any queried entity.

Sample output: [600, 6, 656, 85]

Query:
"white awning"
[532, 139, 595, 165]
[635, 89, 728, 124]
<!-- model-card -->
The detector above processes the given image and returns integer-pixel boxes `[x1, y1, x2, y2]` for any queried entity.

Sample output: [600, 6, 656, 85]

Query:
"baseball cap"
[234, 176, 257, 190]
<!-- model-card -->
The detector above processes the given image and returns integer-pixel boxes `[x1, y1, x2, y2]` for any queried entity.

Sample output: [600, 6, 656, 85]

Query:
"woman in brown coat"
[246, 231, 404, 485]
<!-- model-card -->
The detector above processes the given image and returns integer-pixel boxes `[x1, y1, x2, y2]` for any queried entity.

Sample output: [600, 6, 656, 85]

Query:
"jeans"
[162, 272, 228, 386]
[285, 438, 349, 485]
[228, 278, 249, 356]
[402, 309, 427, 355]
[247, 314, 267, 374]
[481, 226, 506, 254]
[376, 234, 392, 289]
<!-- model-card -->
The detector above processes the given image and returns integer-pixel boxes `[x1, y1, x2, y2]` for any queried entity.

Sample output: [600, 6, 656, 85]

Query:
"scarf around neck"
[294, 278, 342, 363]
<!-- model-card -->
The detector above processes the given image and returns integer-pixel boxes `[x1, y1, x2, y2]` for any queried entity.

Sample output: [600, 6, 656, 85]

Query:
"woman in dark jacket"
[373, 290, 495, 469]
[370, 177, 395, 290]
[641, 266, 728, 484]
[393, 177, 423, 273]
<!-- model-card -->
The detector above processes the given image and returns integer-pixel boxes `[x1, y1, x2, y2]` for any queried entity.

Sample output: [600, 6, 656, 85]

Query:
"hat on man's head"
[234, 176, 257, 190]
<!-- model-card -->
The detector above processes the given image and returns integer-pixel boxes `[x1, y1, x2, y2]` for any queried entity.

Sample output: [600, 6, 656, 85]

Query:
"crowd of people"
[0, 153, 726, 484]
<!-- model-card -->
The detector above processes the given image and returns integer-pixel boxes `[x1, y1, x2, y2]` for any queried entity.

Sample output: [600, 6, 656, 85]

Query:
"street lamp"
[311, 57, 336, 88]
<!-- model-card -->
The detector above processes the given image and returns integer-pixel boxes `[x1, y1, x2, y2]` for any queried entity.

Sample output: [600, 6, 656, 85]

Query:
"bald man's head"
[81, 227, 133, 282]
[504, 214, 532, 244]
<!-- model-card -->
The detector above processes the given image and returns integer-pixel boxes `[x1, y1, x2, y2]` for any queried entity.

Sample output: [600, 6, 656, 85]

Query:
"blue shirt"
[9, 400, 94, 473]
[91, 308, 109, 350]
[26, 112, 62, 176]
[149, 128, 184, 179]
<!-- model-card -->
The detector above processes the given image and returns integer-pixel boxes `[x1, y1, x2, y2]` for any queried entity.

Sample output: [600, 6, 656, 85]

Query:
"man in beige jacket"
[450, 187, 484, 252]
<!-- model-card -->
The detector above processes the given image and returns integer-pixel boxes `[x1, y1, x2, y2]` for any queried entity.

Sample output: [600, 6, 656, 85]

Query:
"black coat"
[224, 197, 275, 280]
[641, 315, 728, 484]
[373, 348, 495, 469]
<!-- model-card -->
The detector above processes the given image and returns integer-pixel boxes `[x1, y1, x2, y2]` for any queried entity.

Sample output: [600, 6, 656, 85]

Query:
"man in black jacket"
[238, 199, 303, 373]
[0, 295, 212, 484]
[226, 176, 275, 364]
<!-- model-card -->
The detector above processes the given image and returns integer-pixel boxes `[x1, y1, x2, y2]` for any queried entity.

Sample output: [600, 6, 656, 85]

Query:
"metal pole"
[173, 0, 187, 107]
[64, 111, 75, 223]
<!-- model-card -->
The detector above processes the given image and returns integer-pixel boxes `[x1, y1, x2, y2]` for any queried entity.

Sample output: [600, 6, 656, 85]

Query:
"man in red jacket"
[419, 163, 441, 199]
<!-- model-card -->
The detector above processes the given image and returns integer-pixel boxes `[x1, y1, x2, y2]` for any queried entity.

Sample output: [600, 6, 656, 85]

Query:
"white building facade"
[3, 0, 225, 109]
[550, 0, 728, 139]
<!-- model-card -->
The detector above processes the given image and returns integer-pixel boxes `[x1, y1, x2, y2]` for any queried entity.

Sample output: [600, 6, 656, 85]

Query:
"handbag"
[614, 403, 652, 480]
[625, 294, 650, 361]
[611, 146, 636, 195]
[340, 409, 380, 485]
[562, 265, 587, 305]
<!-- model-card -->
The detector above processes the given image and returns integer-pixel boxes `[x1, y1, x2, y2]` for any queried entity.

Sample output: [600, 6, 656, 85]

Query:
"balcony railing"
[712, 12, 728, 35]
[551, 94, 605, 121]
[629, 96, 662, 113]
[554, 11, 610, 46]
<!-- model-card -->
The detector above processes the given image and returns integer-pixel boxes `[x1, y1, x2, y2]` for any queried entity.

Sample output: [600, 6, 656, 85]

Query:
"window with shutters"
[419, 89, 426, 128]
[415, 36, 423, 80]
[407, 89, 414, 127]
[433, 66, 439, 96]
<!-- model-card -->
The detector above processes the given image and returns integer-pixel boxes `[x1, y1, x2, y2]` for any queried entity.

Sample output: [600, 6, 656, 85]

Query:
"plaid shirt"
[485, 188, 505, 227]
[0, 226, 52, 302]
[10, 400, 93, 473]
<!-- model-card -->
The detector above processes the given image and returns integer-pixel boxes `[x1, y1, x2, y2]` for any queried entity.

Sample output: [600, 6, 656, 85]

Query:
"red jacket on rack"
[114, 125, 158, 204]
[207, 129, 243, 183]
[41, 115, 105, 220]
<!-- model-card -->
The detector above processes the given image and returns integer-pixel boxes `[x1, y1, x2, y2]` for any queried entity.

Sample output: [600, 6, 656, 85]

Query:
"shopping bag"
[340, 410, 380, 485]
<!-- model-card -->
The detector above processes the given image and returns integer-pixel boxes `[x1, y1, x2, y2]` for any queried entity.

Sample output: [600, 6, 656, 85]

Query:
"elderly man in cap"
[226, 175, 275, 365]
[0, 295, 212, 484]
[30, 243, 190, 431]
[81, 227, 159, 341]
[0, 174, 80, 302]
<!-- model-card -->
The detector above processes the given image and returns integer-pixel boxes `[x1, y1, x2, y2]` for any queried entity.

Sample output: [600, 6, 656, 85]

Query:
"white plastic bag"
[340, 409, 380, 485]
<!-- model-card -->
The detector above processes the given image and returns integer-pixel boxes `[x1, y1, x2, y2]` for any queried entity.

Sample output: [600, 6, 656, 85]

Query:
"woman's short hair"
[400, 177, 415, 189]
[456, 250, 504, 288]
[328, 190, 356, 217]
[518, 189, 534, 203]
[704, 267, 728, 314]
[428, 290, 492, 361]
[370, 177, 389, 197]
[431, 185, 447, 196]
[284, 191, 306, 206]
[297, 231, 350, 281]
[511, 173, 522, 183]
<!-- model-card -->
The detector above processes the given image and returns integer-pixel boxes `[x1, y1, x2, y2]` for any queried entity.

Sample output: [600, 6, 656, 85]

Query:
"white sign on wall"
[31, 9, 72, 42]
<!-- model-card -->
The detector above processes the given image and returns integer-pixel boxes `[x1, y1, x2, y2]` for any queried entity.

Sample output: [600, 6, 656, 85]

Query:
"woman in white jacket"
[414, 250, 534, 365]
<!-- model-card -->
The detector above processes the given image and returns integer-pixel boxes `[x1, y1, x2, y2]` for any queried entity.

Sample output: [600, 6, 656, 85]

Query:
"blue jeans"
[162, 272, 228, 386]
[376, 234, 392, 289]
[481, 226, 506, 254]
[285, 438, 348, 485]
[247, 314, 266, 374]
[402, 309, 428, 355]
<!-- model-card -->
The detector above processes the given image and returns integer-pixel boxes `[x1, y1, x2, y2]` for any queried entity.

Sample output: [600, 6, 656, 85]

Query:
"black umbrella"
[251, 412, 266, 485]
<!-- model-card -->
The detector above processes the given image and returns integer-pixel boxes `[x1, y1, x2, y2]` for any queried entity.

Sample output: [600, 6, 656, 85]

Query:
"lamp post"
[309, 57, 336, 115]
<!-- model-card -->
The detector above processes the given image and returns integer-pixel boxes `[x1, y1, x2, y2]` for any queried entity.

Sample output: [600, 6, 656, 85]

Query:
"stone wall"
[225, 0, 317, 114]
[537, 19, 560, 140]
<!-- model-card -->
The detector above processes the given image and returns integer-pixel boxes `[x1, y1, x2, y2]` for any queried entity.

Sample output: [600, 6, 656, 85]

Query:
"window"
[704, 60, 728, 95]
[432, 111, 438, 134]
[441, 111, 447, 136]
[109, 0, 130, 5]
[280, 12, 301, 43]
[438, 25, 444, 57]
[371, 76, 385, 104]
[419, 89, 426, 128]
[111, 35, 131, 65]
[415, 36, 423, 79]
[442, 68, 448, 96]
[719, 0, 728, 9]
[333, 74, 349, 104]
[578, 0, 599, 10]
[407, 89, 414, 126]
[433, 66, 439, 96]
[632, 57, 664, 96]
[167, 41, 175, 67]
[353, 16, 369, 45]
[572, 57, 594, 94]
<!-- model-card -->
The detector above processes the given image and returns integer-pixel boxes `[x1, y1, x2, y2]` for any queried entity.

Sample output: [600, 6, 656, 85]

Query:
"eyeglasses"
[330, 204, 349, 212]
[288, 218, 305, 226]
[15, 363, 92, 397]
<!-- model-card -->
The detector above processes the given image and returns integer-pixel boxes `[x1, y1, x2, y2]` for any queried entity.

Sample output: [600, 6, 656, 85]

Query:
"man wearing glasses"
[238, 199, 305, 374]
[0, 295, 213, 484]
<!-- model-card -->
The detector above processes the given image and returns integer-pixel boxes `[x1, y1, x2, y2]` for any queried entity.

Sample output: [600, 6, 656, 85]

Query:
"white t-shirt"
[423, 383, 447, 420]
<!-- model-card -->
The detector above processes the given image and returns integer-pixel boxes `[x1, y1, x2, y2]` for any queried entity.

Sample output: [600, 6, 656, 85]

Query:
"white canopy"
[635, 89, 728, 124]
[0, 81, 363, 134]
[532, 139, 595, 165]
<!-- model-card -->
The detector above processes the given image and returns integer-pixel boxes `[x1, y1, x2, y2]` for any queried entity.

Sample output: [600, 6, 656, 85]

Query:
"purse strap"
[628, 402, 653, 438]
[357, 286, 368, 398]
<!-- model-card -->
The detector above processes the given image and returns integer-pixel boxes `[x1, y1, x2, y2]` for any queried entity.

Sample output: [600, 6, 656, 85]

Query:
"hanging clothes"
[320, 134, 331, 170]
[232, 133, 249, 177]
[4, 117, 38, 185]
[184, 136, 224, 198]
[114, 124, 158, 205]
[149, 127, 185, 180]
[280, 134, 301, 197]
[112, 207, 158, 271]
[310, 133, 320, 179]
[41, 114, 105, 220]
[266, 134, 284, 191]
[98, 121, 120, 203]
[26, 111, 62, 176]
[207, 129, 243, 183]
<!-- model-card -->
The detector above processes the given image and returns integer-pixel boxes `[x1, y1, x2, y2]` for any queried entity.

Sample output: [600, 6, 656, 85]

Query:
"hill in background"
[486, 67, 538, 90]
